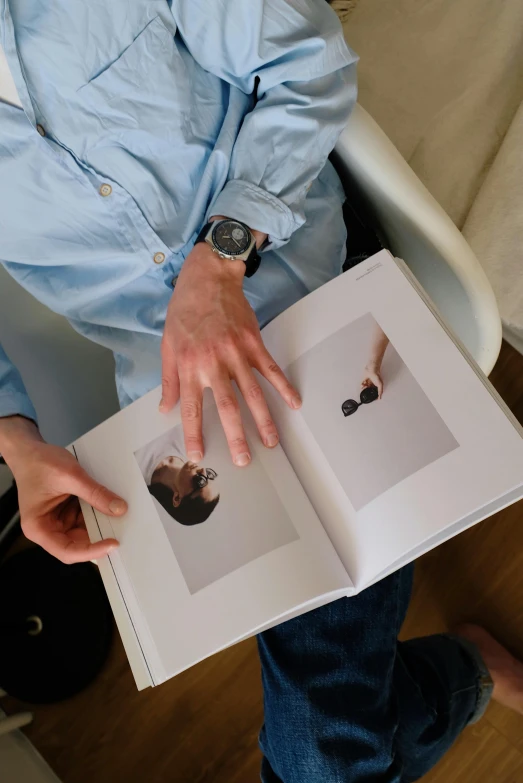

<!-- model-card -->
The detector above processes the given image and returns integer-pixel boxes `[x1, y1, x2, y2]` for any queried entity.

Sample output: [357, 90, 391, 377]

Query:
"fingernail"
[265, 434, 279, 448]
[107, 543, 120, 552]
[234, 452, 251, 467]
[188, 451, 203, 463]
[292, 395, 302, 409]
[158, 398, 166, 413]
[109, 499, 127, 515]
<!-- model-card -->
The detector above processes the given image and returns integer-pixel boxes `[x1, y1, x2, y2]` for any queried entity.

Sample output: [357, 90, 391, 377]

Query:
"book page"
[73, 387, 351, 684]
[261, 251, 523, 589]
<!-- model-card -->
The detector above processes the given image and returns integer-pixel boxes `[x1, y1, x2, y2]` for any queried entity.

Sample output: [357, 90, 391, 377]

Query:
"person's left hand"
[361, 364, 384, 398]
[160, 242, 302, 466]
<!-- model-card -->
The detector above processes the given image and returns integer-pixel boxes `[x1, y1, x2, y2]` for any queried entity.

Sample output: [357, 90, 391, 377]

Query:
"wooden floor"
[4, 341, 523, 783]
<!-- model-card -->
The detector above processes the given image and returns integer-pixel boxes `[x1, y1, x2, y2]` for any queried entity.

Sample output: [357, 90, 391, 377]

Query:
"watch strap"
[195, 221, 212, 246]
[244, 242, 261, 278]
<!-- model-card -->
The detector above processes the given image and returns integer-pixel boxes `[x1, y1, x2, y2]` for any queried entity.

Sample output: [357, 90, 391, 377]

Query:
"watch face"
[212, 220, 251, 256]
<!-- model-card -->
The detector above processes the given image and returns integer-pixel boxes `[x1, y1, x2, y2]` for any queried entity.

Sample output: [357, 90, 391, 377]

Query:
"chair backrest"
[332, 105, 502, 375]
[0, 45, 19, 107]
[0, 269, 119, 445]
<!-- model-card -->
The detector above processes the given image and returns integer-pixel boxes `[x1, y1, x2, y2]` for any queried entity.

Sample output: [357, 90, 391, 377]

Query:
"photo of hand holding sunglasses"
[342, 323, 390, 417]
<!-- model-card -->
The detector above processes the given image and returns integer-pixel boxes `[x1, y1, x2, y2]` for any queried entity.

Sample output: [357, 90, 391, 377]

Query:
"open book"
[72, 250, 523, 689]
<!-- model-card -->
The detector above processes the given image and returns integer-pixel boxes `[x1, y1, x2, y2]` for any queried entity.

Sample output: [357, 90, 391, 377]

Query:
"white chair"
[333, 105, 502, 375]
[0, 96, 502, 445]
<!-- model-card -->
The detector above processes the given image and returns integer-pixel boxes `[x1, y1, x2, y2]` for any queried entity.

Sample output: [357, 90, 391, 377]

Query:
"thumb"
[47, 534, 121, 565]
[69, 467, 128, 517]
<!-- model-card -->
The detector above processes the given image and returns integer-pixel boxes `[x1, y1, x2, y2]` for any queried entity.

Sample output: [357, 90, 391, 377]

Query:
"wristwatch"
[195, 219, 261, 278]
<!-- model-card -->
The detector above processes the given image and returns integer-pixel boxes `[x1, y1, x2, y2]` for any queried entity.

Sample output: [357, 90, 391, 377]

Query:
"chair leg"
[0, 711, 34, 737]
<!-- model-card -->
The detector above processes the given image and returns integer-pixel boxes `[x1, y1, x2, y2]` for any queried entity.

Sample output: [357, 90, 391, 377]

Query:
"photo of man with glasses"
[135, 428, 220, 527]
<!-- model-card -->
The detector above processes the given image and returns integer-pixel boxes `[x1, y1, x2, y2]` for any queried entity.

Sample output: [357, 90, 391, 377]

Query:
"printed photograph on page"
[286, 312, 459, 510]
[134, 404, 298, 594]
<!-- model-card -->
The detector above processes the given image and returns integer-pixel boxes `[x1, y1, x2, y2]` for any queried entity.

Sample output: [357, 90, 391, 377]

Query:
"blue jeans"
[258, 565, 492, 782]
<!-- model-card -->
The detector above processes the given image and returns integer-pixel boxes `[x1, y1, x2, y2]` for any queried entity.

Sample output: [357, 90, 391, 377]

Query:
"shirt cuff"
[0, 391, 38, 425]
[210, 180, 303, 252]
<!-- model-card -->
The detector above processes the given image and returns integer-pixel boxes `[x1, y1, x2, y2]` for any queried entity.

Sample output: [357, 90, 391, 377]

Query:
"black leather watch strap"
[195, 221, 213, 246]
[244, 243, 261, 278]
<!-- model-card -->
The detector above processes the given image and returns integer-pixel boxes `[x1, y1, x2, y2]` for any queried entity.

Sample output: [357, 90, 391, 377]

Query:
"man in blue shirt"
[1, 2, 521, 781]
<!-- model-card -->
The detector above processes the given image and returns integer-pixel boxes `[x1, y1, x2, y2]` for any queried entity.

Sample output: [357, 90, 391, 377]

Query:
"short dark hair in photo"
[148, 482, 220, 526]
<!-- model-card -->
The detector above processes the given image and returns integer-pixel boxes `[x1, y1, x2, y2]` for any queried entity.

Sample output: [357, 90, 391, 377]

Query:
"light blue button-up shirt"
[0, 0, 357, 420]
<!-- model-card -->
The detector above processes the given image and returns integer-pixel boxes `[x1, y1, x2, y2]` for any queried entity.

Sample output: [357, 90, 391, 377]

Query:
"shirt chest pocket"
[74, 16, 191, 148]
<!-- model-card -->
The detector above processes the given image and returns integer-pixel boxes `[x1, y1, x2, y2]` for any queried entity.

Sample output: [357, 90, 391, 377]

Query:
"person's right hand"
[1, 417, 127, 564]
[160, 240, 302, 467]
[361, 364, 384, 399]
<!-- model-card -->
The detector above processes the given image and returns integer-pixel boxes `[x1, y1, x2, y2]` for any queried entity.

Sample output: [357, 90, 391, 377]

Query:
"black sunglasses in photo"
[341, 384, 379, 417]
[192, 468, 218, 491]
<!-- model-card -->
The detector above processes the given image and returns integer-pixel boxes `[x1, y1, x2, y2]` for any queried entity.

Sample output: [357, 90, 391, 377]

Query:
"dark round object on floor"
[0, 547, 113, 703]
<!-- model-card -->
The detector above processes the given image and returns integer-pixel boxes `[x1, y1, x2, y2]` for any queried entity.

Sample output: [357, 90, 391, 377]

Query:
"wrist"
[185, 242, 246, 284]
[0, 415, 43, 470]
[250, 227, 268, 250]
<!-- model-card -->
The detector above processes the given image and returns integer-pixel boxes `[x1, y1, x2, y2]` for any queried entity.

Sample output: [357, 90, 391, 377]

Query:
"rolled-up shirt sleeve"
[172, 0, 358, 250]
[0, 341, 37, 423]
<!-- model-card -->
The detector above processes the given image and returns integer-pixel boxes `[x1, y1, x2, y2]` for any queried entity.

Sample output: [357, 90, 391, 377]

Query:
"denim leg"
[395, 634, 493, 782]
[258, 566, 413, 783]
[257, 565, 490, 783]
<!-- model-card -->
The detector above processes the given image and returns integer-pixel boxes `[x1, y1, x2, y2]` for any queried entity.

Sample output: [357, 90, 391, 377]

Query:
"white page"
[75, 495, 154, 690]
[364, 483, 523, 591]
[261, 251, 523, 589]
[73, 386, 352, 684]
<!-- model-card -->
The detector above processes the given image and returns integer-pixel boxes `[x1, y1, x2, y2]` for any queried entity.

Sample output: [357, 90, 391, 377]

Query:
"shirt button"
[99, 183, 112, 197]
[36, 124, 46, 137]
[171, 276, 178, 288]
[153, 252, 166, 265]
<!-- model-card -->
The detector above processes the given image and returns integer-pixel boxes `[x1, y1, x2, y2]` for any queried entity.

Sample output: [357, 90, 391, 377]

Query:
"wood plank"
[484, 702, 523, 756]
[422, 721, 523, 783]
[5, 637, 263, 783]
